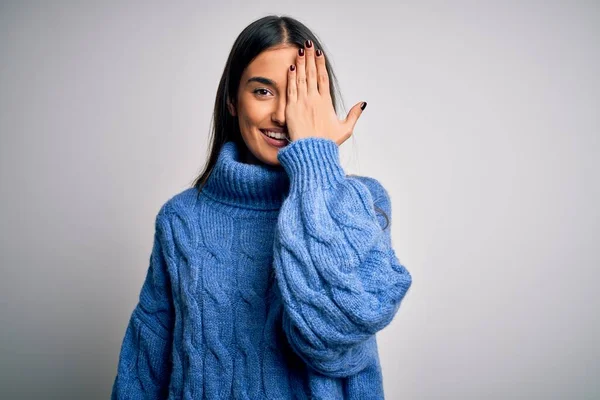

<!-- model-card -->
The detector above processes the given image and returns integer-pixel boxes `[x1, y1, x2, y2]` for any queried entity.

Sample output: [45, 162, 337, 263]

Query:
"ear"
[226, 97, 237, 117]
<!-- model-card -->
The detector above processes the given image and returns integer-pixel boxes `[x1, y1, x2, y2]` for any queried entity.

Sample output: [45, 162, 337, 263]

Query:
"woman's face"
[228, 45, 299, 166]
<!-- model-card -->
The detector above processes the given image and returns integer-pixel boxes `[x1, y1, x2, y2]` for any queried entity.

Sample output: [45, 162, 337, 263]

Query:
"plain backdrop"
[1, 1, 598, 399]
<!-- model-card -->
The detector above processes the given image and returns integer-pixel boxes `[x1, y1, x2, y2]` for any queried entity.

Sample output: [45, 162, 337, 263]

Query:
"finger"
[287, 64, 297, 103]
[304, 39, 318, 95]
[296, 46, 307, 98]
[344, 101, 367, 131]
[315, 48, 330, 99]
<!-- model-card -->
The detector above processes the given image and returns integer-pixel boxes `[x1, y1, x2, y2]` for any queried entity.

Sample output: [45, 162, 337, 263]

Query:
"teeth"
[263, 130, 287, 140]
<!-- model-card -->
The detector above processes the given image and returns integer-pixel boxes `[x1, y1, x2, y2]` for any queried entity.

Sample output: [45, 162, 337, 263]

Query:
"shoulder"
[154, 187, 201, 229]
[151, 187, 201, 257]
[346, 174, 391, 208]
[158, 187, 199, 215]
[347, 174, 392, 230]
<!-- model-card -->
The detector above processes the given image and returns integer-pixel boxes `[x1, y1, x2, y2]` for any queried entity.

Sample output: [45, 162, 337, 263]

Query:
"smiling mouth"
[260, 129, 289, 140]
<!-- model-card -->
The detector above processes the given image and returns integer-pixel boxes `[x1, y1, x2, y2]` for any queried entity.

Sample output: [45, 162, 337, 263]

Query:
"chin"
[238, 136, 277, 167]
[241, 130, 288, 166]
[258, 149, 281, 167]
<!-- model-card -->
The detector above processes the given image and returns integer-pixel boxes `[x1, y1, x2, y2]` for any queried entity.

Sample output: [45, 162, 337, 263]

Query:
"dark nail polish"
[299, 47, 304, 56]
[305, 39, 312, 48]
[361, 102, 367, 110]
[316, 49, 322, 57]
[290, 65, 295, 71]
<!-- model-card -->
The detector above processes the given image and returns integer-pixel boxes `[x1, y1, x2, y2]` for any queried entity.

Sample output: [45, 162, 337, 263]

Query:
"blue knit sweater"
[111, 137, 412, 399]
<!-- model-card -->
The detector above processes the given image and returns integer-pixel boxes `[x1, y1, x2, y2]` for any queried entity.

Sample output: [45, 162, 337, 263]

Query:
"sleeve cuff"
[276, 137, 346, 193]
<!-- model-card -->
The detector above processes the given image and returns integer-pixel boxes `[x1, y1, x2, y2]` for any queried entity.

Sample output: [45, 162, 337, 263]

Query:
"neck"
[201, 141, 290, 211]
[239, 145, 263, 166]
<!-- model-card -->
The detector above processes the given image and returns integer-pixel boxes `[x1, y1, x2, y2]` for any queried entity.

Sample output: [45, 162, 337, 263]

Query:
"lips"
[259, 129, 289, 148]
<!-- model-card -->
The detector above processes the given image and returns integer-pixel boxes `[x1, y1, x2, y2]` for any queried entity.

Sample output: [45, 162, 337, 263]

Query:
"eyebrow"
[246, 76, 278, 88]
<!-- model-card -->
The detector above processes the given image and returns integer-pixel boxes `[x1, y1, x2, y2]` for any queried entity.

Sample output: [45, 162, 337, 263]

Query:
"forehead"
[243, 46, 298, 79]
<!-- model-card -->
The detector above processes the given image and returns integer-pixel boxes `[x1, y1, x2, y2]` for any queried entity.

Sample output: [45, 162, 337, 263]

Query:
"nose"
[271, 95, 286, 126]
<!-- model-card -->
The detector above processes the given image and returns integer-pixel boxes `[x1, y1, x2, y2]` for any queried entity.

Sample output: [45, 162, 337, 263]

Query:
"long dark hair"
[190, 15, 389, 230]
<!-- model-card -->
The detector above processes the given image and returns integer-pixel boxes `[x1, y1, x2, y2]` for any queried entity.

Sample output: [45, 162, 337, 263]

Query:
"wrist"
[277, 137, 345, 193]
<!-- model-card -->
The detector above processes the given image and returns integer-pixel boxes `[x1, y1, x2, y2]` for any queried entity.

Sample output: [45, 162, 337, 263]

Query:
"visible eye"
[253, 88, 273, 97]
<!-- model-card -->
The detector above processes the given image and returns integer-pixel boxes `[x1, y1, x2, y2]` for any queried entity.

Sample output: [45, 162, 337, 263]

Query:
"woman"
[111, 15, 412, 399]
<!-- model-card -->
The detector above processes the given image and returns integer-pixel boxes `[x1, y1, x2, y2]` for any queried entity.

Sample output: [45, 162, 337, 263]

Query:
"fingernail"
[361, 102, 367, 110]
[316, 49, 322, 57]
[299, 47, 304, 56]
[290, 65, 295, 71]
[305, 39, 312, 48]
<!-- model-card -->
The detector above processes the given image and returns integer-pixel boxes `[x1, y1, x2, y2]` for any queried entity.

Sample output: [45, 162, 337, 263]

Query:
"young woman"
[111, 15, 412, 399]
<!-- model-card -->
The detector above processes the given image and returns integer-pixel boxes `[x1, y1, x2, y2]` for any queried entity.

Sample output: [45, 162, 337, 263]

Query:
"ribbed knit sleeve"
[111, 205, 175, 399]
[273, 137, 412, 378]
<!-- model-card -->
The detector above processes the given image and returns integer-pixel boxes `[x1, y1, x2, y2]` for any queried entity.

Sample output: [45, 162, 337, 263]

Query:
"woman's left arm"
[273, 136, 413, 378]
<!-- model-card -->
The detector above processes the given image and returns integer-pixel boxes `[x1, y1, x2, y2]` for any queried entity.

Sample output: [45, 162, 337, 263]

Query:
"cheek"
[240, 114, 258, 133]
[237, 100, 257, 126]
[239, 97, 271, 124]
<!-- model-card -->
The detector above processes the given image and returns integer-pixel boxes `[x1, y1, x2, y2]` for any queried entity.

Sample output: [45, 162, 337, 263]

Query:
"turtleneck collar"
[201, 141, 290, 210]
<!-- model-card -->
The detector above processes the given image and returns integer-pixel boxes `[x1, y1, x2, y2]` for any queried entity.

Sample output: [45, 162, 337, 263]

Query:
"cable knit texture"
[111, 137, 412, 399]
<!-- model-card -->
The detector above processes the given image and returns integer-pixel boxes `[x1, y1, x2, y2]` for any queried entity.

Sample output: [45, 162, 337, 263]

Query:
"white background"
[0, 1, 598, 398]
